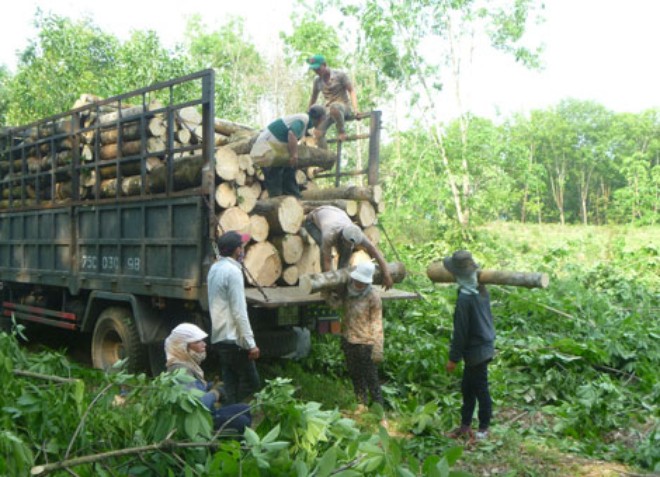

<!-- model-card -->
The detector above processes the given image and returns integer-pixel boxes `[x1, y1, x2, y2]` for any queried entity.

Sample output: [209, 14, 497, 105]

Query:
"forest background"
[0, 0, 658, 476]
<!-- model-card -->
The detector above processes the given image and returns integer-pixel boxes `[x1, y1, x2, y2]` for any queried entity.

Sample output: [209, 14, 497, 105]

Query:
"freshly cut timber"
[271, 234, 304, 265]
[217, 206, 251, 236]
[279, 265, 299, 286]
[248, 214, 269, 242]
[243, 241, 282, 287]
[252, 196, 304, 234]
[426, 262, 550, 288]
[215, 182, 237, 208]
[301, 185, 382, 205]
[250, 143, 337, 169]
[299, 262, 407, 294]
[302, 199, 358, 217]
[214, 118, 254, 136]
[215, 147, 240, 181]
[356, 200, 377, 227]
[296, 242, 321, 276]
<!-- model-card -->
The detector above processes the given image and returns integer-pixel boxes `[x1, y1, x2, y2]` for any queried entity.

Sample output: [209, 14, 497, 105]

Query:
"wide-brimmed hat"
[350, 261, 375, 284]
[341, 224, 363, 245]
[217, 231, 250, 256]
[443, 250, 479, 278]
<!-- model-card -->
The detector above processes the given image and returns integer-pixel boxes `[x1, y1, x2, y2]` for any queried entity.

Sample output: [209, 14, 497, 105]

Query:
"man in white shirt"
[207, 231, 260, 404]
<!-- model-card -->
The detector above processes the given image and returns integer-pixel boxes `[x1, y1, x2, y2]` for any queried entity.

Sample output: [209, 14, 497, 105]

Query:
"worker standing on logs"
[442, 250, 495, 441]
[304, 205, 394, 290]
[250, 105, 327, 198]
[307, 54, 360, 149]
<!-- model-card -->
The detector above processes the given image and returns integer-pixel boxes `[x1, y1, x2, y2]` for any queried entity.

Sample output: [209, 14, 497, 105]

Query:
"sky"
[1, 0, 660, 121]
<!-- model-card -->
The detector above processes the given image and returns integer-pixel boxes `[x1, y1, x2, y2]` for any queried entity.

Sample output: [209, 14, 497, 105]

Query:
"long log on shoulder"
[426, 262, 550, 289]
[299, 262, 406, 294]
[301, 185, 382, 205]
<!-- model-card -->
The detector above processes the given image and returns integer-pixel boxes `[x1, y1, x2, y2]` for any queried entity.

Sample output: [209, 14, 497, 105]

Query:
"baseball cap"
[217, 231, 250, 256]
[307, 54, 326, 70]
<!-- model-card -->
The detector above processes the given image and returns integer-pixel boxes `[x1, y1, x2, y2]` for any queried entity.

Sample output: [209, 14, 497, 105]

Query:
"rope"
[377, 221, 426, 301]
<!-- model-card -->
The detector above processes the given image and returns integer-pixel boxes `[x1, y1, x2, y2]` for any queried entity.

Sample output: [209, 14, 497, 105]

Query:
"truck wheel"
[92, 307, 148, 374]
[255, 328, 300, 358]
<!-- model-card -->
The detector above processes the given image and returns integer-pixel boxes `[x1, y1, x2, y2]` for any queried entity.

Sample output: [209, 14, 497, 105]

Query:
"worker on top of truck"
[304, 205, 394, 290]
[307, 54, 360, 149]
[207, 231, 261, 404]
[250, 105, 326, 198]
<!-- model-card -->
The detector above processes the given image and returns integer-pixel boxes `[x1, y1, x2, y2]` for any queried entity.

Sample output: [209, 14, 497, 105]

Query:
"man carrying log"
[304, 205, 394, 290]
[307, 54, 360, 148]
[443, 250, 495, 441]
[250, 105, 327, 198]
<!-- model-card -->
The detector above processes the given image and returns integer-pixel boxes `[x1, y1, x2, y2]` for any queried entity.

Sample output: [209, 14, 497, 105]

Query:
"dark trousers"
[214, 342, 261, 405]
[303, 218, 353, 269]
[341, 338, 383, 406]
[263, 166, 301, 198]
[460, 359, 492, 430]
[212, 403, 252, 434]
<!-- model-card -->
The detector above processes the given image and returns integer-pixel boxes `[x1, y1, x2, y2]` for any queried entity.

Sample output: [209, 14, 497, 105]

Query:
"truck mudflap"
[244, 285, 419, 307]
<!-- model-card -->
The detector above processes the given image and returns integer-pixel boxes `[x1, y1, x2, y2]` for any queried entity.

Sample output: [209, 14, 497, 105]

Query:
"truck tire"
[92, 307, 148, 374]
[255, 328, 300, 358]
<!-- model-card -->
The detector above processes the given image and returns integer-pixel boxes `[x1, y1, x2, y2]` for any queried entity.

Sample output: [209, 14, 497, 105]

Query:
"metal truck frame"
[0, 69, 415, 374]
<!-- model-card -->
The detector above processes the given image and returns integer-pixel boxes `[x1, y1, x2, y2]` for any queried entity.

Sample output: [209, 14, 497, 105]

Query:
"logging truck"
[0, 69, 416, 374]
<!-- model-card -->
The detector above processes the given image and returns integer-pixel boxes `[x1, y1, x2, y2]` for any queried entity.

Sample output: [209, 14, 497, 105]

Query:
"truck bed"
[245, 285, 419, 307]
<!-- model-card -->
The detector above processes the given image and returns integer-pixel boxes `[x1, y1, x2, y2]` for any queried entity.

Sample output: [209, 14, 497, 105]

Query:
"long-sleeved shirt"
[449, 289, 495, 366]
[331, 286, 384, 358]
[207, 257, 256, 350]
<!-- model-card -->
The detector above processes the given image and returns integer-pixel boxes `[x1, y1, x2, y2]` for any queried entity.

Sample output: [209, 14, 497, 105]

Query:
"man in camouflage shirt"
[307, 54, 360, 148]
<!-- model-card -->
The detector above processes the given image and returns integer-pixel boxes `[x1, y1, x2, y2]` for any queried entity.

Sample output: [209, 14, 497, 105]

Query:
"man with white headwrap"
[303, 205, 394, 290]
[164, 323, 252, 434]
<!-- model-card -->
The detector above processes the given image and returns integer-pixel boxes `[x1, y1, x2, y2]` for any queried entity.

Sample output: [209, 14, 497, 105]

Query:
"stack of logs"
[0, 96, 385, 287]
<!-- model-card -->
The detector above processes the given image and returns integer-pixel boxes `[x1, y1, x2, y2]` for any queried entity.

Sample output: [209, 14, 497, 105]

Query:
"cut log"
[217, 207, 251, 236]
[271, 234, 304, 265]
[248, 214, 269, 242]
[224, 132, 258, 155]
[295, 169, 307, 185]
[296, 242, 321, 276]
[252, 196, 304, 234]
[177, 107, 202, 128]
[243, 241, 282, 287]
[356, 200, 377, 227]
[96, 105, 153, 127]
[176, 128, 191, 145]
[214, 118, 255, 136]
[148, 155, 205, 192]
[362, 225, 380, 245]
[299, 262, 407, 294]
[301, 185, 382, 204]
[215, 147, 240, 181]
[250, 143, 337, 169]
[426, 263, 550, 289]
[237, 154, 253, 172]
[215, 182, 237, 209]
[99, 139, 165, 161]
[148, 117, 167, 137]
[279, 265, 299, 286]
[236, 184, 259, 213]
[302, 199, 359, 217]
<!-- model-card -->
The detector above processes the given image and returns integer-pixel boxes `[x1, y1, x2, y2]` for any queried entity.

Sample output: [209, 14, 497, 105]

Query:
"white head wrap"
[164, 323, 208, 380]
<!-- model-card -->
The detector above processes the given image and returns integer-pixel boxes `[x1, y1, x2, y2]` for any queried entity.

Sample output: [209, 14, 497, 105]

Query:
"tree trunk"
[252, 196, 304, 234]
[236, 184, 260, 213]
[217, 206, 251, 236]
[426, 262, 550, 288]
[215, 182, 237, 209]
[243, 241, 282, 287]
[299, 262, 407, 294]
[215, 147, 240, 181]
[356, 201, 377, 227]
[301, 185, 382, 204]
[214, 118, 254, 137]
[251, 143, 337, 169]
[279, 265, 299, 286]
[271, 234, 304, 265]
[248, 214, 269, 242]
[302, 199, 358, 217]
[296, 242, 321, 276]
